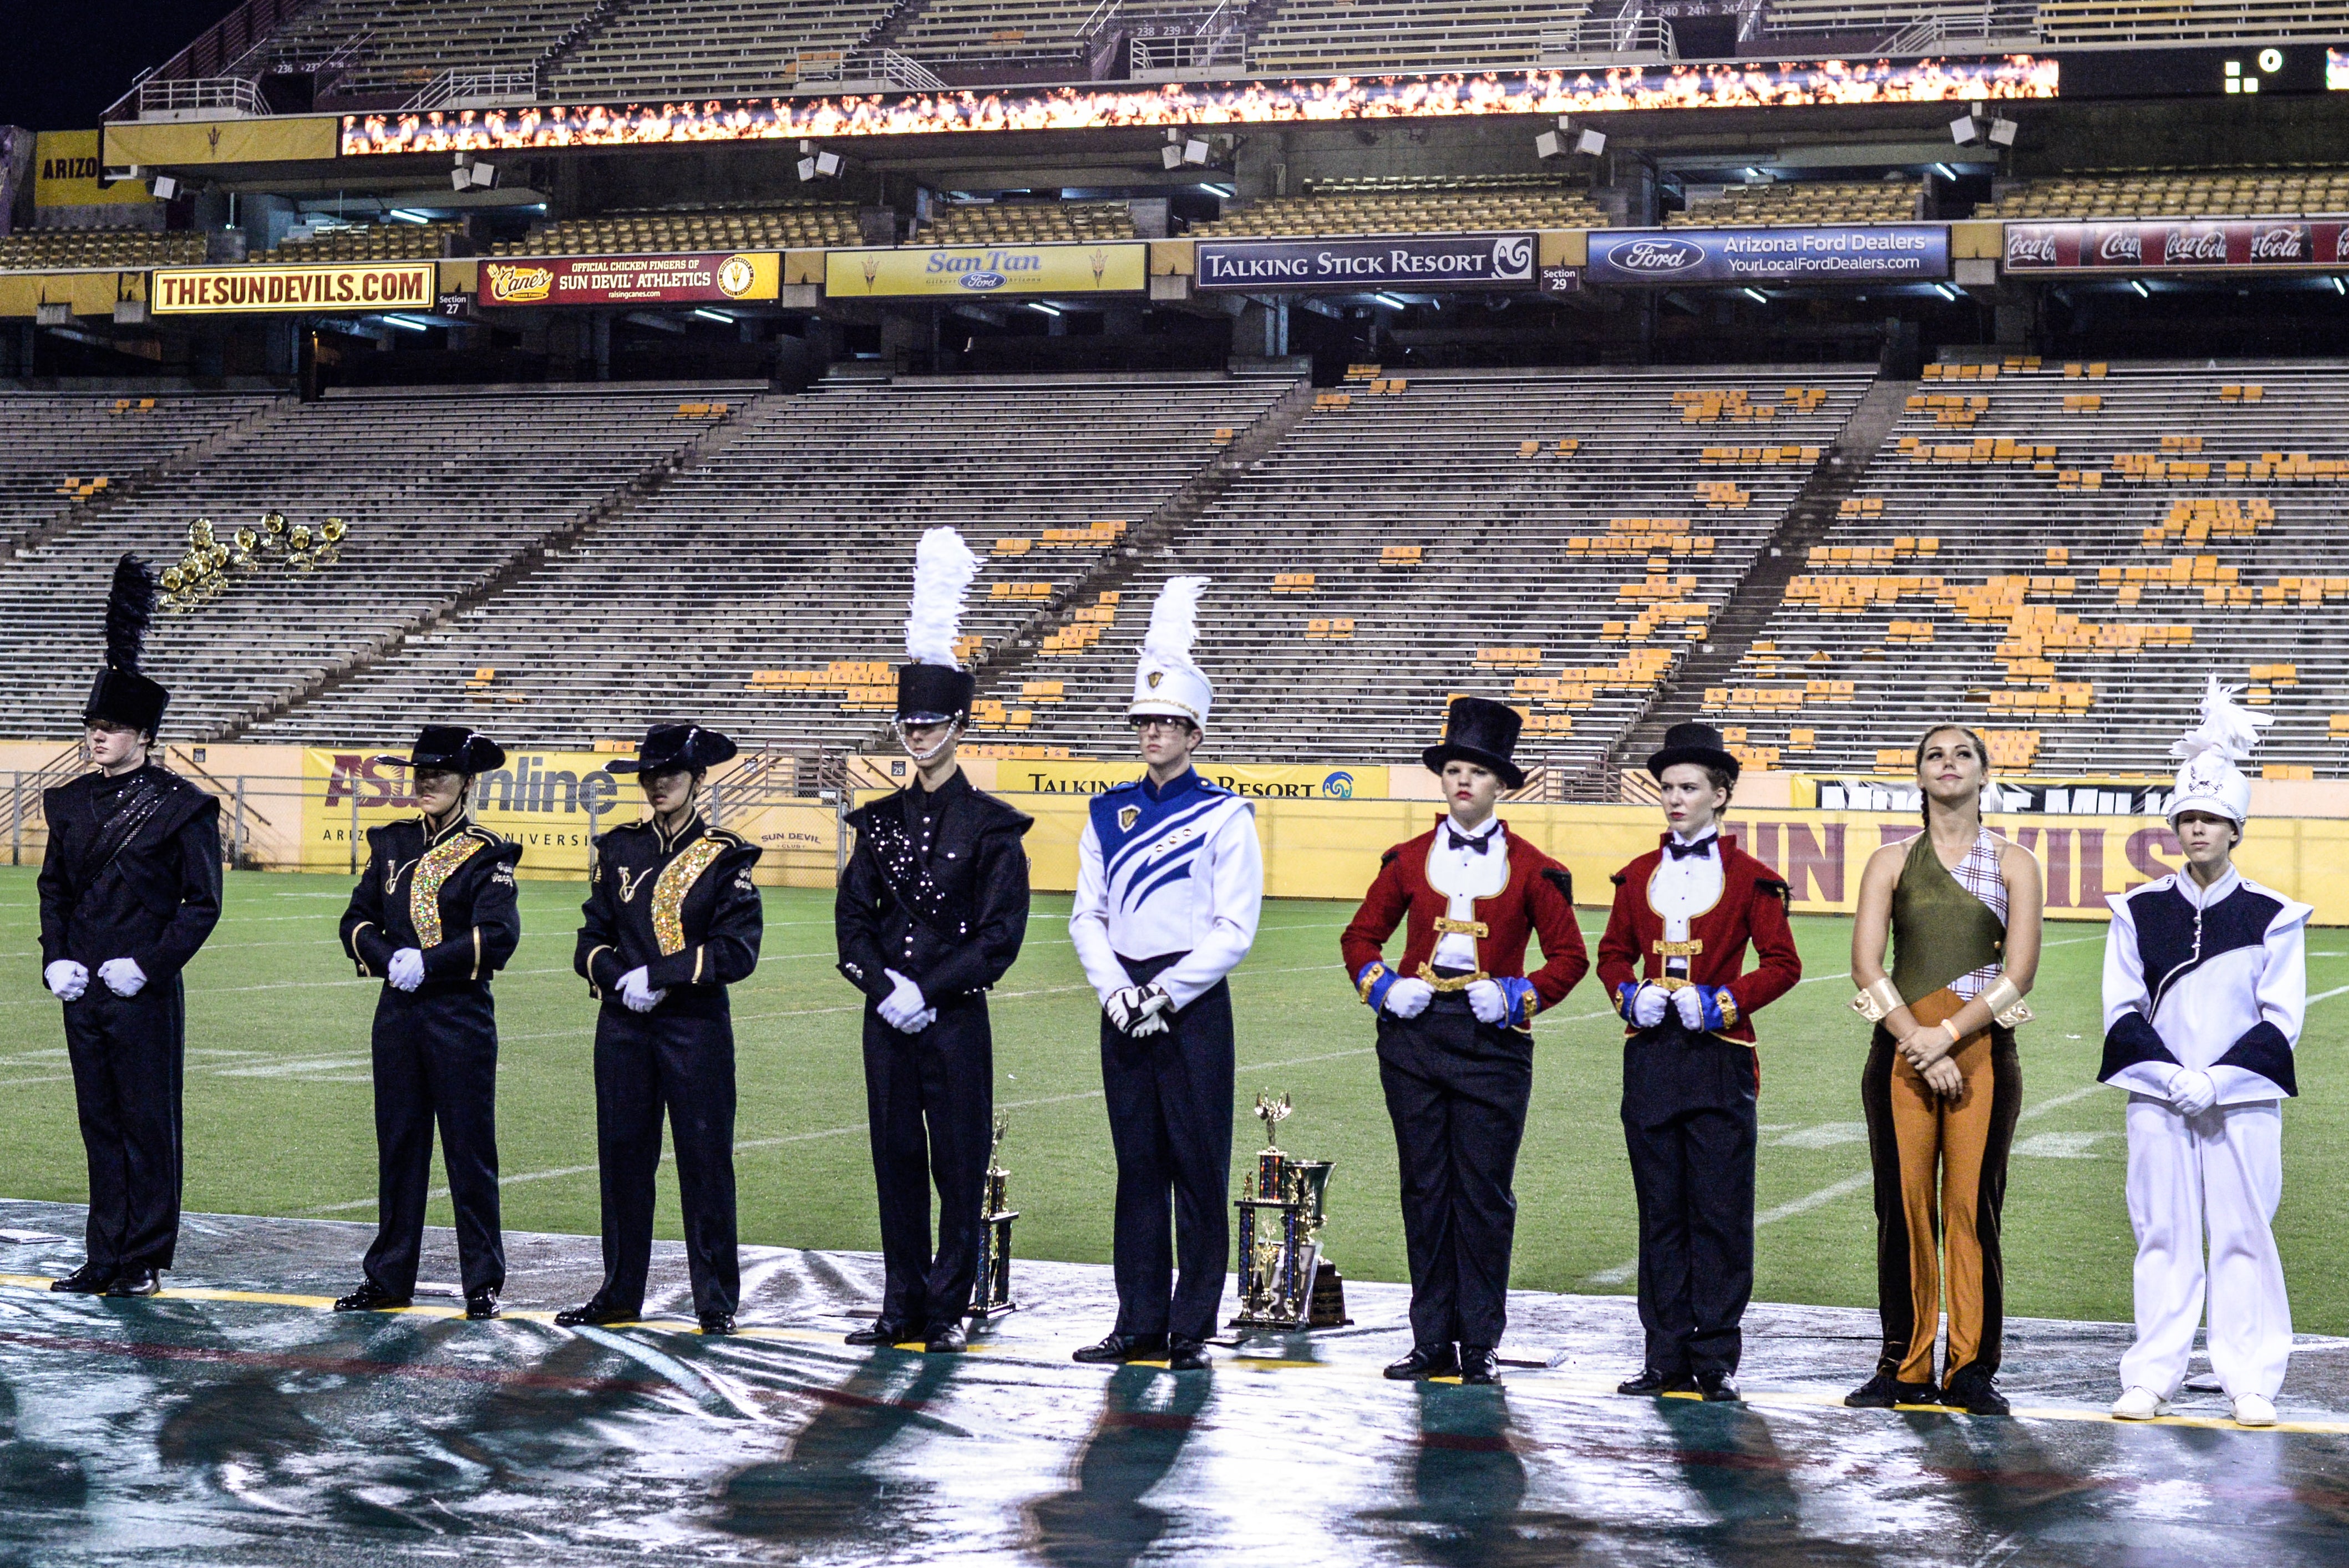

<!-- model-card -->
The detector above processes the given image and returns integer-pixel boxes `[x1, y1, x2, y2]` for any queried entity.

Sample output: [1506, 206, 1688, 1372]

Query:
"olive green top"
[1889, 830, 2006, 1003]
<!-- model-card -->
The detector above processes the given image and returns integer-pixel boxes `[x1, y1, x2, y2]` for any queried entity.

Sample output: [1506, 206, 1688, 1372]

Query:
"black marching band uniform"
[567, 724, 764, 1333]
[836, 569, 1033, 1351]
[336, 727, 522, 1318]
[38, 556, 221, 1297]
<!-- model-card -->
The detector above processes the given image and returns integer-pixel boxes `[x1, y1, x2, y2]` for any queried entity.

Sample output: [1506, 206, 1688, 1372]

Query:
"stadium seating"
[1188, 177, 1609, 238]
[1668, 180, 1924, 229]
[0, 393, 285, 554]
[239, 372, 1301, 750]
[1004, 368, 1871, 777]
[919, 201, 1139, 246]
[2035, 0, 2349, 45]
[486, 205, 865, 255]
[1246, 0, 1584, 76]
[1713, 361, 2349, 777]
[541, 0, 901, 100]
[1975, 169, 2349, 221]
[269, 220, 461, 262]
[265, 0, 596, 100]
[0, 231, 209, 272]
[890, 0, 1214, 74]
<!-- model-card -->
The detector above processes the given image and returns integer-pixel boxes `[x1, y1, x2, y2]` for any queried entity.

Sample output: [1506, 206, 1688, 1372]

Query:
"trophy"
[970, 1111, 1019, 1320]
[1230, 1092, 1349, 1331]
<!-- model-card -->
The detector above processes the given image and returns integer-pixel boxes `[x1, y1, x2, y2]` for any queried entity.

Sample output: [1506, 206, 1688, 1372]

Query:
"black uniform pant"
[1377, 995, 1533, 1349]
[1100, 953, 1232, 1344]
[362, 985, 505, 1298]
[62, 978, 185, 1276]
[591, 1003, 739, 1319]
[863, 992, 993, 1331]
[1622, 1021, 1758, 1378]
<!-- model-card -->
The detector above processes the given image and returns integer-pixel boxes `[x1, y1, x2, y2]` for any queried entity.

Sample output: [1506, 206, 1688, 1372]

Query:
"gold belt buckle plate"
[1651, 938, 1704, 958]
[1432, 917, 1490, 937]
[1417, 964, 1486, 992]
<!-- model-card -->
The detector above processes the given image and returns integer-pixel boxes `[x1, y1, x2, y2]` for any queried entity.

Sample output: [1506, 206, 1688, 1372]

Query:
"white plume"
[905, 526, 980, 668]
[1142, 575, 1212, 666]
[2172, 674, 2273, 764]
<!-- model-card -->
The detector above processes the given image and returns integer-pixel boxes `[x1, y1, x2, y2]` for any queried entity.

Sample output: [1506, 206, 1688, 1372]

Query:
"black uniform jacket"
[836, 768, 1033, 1006]
[574, 815, 764, 1017]
[38, 763, 222, 980]
[339, 815, 524, 992]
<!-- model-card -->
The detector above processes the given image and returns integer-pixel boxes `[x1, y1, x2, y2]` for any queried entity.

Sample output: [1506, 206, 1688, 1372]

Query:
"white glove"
[1631, 983, 1670, 1028]
[878, 969, 930, 1034]
[1467, 978, 1508, 1026]
[1673, 985, 1707, 1031]
[386, 948, 425, 993]
[44, 961, 88, 1002]
[1383, 977, 1435, 1019]
[1105, 985, 1172, 1037]
[618, 966, 667, 1014]
[97, 958, 148, 998]
[2168, 1067, 2218, 1117]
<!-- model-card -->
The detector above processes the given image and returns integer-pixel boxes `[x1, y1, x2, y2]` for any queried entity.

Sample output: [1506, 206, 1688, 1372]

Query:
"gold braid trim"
[651, 837, 728, 957]
[410, 834, 486, 949]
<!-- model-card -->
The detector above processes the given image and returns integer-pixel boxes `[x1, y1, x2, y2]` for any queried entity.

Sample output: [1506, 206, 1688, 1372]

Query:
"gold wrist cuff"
[1980, 974, 2033, 1028]
[1849, 977, 1902, 1022]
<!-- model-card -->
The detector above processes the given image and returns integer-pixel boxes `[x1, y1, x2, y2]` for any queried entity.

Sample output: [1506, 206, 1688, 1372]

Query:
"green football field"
[5, 866, 2348, 1333]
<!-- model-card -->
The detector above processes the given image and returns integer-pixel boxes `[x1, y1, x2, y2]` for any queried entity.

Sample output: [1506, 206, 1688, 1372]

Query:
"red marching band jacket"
[1340, 818, 1590, 1033]
[1595, 833, 1803, 1047]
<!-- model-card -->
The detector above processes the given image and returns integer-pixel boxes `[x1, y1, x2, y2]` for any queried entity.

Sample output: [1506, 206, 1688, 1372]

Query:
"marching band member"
[1341, 697, 1588, 1384]
[1069, 577, 1262, 1373]
[2103, 679, 2307, 1429]
[562, 724, 763, 1335]
[1597, 722, 1801, 1402]
[1846, 724, 2042, 1415]
[837, 529, 1033, 1353]
[38, 556, 221, 1298]
[333, 727, 521, 1321]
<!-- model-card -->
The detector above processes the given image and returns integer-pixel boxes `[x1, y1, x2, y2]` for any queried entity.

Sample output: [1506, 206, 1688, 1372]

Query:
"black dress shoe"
[1072, 1332, 1166, 1365]
[1164, 1337, 1210, 1372]
[465, 1290, 501, 1321]
[846, 1320, 915, 1347]
[1384, 1343, 1462, 1381]
[49, 1262, 113, 1295]
[1940, 1366, 2011, 1416]
[333, 1281, 413, 1313]
[1696, 1371, 1741, 1402]
[1457, 1346, 1500, 1385]
[1844, 1370, 1939, 1408]
[699, 1312, 736, 1335]
[554, 1297, 637, 1328]
[1618, 1368, 1698, 1396]
[926, 1322, 968, 1353]
[104, 1268, 160, 1299]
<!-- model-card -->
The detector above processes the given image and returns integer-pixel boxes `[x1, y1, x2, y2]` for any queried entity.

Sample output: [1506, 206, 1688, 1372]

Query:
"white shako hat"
[2167, 674, 2271, 826]
[1128, 575, 1214, 725]
[897, 526, 980, 724]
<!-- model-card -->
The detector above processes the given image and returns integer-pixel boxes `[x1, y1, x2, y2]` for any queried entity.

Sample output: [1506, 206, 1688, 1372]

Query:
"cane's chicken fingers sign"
[478, 251, 778, 306]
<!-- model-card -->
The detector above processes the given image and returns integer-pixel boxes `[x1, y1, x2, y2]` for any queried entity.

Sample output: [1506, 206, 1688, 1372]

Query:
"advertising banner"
[32, 129, 154, 210]
[151, 261, 435, 314]
[1585, 225, 1949, 285]
[2002, 219, 2349, 273]
[825, 242, 1147, 298]
[1193, 233, 1535, 292]
[478, 250, 779, 307]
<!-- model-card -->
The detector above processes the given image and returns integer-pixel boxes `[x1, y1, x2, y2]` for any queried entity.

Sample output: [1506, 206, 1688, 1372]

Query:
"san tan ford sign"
[1194, 234, 1535, 291]
[1585, 226, 1948, 285]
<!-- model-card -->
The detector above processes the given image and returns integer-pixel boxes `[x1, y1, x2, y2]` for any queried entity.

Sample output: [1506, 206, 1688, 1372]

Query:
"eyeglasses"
[1130, 716, 1194, 733]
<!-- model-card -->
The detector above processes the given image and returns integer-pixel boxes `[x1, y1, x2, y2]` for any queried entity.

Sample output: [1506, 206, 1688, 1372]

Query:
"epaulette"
[1379, 846, 1401, 866]
[465, 824, 509, 846]
[709, 827, 751, 849]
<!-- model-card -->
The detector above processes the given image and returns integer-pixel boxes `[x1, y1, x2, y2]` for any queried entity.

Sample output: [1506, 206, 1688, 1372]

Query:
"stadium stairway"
[1591, 374, 1913, 795]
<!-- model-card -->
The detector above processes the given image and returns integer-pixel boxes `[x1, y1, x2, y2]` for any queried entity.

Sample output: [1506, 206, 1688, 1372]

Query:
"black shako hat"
[1422, 696, 1526, 791]
[897, 662, 975, 726]
[83, 554, 170, 737]
[605, 722, 738, 777]
[1646, 721, 1741, 783]
[375, 725, 506, 775]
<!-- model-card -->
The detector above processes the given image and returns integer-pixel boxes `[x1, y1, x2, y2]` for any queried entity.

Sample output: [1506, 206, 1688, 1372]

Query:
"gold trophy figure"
[971, 1111, 1019, 1320]
[1230, 1092, 1349, 1331]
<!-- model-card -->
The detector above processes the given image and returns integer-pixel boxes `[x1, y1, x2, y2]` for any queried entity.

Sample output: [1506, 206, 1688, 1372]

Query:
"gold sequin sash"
[410, 833, 486, 948]
[651, 836, 727, 956]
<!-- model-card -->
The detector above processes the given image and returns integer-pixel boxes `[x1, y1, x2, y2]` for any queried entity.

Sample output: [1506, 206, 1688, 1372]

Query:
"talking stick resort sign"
[1194, 234, 1536, 291]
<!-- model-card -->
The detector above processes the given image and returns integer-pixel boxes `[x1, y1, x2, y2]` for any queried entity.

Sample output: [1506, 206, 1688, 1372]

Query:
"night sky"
[3, 0, 249, 131]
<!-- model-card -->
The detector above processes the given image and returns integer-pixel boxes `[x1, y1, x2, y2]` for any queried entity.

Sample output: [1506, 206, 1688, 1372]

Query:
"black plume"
[103, 553, 155, 674]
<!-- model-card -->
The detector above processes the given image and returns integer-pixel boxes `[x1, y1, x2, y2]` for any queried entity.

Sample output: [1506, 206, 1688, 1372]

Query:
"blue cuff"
[1499, 976, 1540, 1031]
[1615, 981, 1640, 1022]
[1700, 986, 1735, 1033]
[1357, 961, 1397, 1012]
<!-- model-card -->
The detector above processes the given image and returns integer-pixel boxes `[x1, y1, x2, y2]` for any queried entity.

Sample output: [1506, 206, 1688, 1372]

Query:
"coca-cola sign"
[2005, 220, 2349, 273]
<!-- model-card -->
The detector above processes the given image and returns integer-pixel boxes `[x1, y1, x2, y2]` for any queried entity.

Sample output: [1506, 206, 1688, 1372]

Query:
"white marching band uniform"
[1071, 785, 1262, 1011]
[2100, 679, 2309, 1408]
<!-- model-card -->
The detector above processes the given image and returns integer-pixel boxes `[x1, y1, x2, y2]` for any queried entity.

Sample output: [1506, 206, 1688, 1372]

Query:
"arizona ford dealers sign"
[1193, 234, 1535, 291]
[1584, 226, 1948, 285]
[2003, 220, 2349, 273]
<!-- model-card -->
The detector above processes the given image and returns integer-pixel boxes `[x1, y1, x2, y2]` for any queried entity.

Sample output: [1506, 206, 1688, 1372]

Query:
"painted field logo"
[487, 264, 554, 303]
[1604, 237, 1703, 275]
[1321, 770, 1356, 799]
[960, 271, 1004, 290]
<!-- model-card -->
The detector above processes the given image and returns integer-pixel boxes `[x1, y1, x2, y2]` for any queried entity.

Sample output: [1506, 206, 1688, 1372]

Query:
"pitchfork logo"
[1490, 236, 1534, 278]
[1603, 237, 1704, 275]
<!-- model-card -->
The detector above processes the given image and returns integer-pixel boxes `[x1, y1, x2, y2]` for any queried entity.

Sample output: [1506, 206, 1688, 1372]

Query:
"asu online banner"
[826, 243, 1146, 298]
[479, 250, 779, 306]
[303, 748, 625, 874]
[152, 261, 435, 314]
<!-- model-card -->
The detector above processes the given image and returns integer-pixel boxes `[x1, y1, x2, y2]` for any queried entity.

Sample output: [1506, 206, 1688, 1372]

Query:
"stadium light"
[379, 314, 434, 332]
[2335, 276, 2346, 295]
[1027, 301, 1063, 316]
[388, 210, 432, 224]
[2129, 278, 2151, 298]
[1199, 183, 1236, 198]
[1742, 287, 1768, 304]
[1372, 293, 1408, 310]
[1950, 114, 1980, 145]
[692, 308, 734, 324]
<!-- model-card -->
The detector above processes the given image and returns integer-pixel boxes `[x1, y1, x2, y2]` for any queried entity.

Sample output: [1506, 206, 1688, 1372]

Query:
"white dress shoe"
[2232, 1393, 2277, 1428]
[2111, 1386, 2169, 1420]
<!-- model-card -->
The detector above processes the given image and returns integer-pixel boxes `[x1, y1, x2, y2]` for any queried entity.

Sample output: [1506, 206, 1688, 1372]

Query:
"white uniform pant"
[2119, 1095, 2291, 1401]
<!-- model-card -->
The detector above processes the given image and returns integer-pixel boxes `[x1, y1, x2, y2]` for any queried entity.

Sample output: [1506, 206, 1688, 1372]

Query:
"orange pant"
[1860, 1012, 2022, 1387]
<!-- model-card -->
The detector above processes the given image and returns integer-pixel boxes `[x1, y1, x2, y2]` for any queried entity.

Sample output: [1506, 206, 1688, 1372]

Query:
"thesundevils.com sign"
[478, 250, 779, 306]
[150, 262, 435, 314]
[2003, 220, 2349, 273]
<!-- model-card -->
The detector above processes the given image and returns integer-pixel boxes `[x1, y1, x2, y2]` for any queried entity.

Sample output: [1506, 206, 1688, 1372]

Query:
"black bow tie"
[1447, 828, 1494, 855]
[1666, 835, 1717, 860]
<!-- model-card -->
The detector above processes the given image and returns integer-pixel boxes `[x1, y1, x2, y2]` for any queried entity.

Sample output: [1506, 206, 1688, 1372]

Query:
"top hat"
[84, 553, 168, 735]
[1646, 722, 1739, 783]
[84, 668, 169, 737]
[605, 722, 738, 777]
[1421, 696, 1526, 791]
[375, 725, 505, 775]
[898, 663, 975, 726]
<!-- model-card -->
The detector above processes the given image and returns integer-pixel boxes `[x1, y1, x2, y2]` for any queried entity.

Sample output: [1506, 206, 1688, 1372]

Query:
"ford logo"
[960, 272, 1004, 291]
[1604, 237, 1704, 275]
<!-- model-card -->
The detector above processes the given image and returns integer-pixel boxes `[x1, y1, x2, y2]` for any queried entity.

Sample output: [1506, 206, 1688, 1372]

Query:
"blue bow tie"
[1666, 835, 1717, 860]
[1447, 828, 1493, 855]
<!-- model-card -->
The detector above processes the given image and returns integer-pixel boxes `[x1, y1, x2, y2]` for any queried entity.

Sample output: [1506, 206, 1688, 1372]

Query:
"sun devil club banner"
[2003, 219, 2349, 273]
[1585, 226, 1949, 285]
[1193, 234, 1536, 291]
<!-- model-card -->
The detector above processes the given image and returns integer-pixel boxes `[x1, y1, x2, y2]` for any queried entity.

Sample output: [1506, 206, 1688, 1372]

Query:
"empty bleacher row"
[542, 0, 900, 101]
[889, 0, 1214, 73]
[1668, 180, 1924, 229]
[263, 0, 598, 100]
[0, 231, 209, 272]
[1247, 0, 1585, 77]
[1004, 369, 1872, 773]
[486, 204, 866, 256]
[1190, 177, 1609, 239]
[1713, 361, 2349, 777]
[1976, 168, 2349, 222]
[239, 373, 1300, 749]
[272, 220, 462, 264]
[0, 387, 738, 741]
[0, 393, 285, 552]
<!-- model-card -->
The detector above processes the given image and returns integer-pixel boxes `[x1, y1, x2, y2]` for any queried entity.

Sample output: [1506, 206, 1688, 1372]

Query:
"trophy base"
[1308, 1260, 1351, 1328]
[967, 1298, 1019, 1323]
